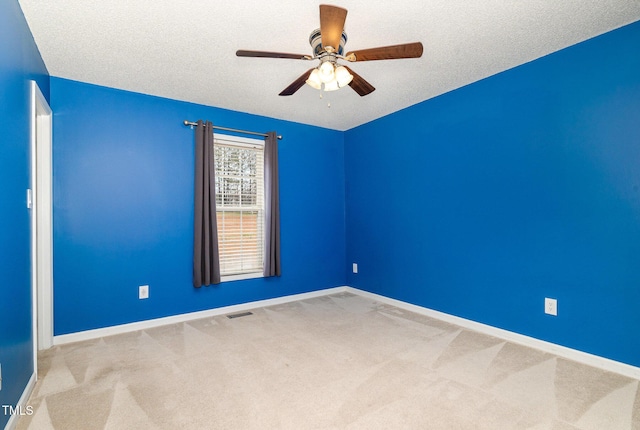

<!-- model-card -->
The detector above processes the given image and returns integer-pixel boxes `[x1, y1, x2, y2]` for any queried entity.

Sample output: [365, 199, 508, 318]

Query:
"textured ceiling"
[18, 1, 640, 131]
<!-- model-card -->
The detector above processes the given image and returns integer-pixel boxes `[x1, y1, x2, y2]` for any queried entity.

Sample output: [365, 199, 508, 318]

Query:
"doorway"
[30, 81, 53, 369]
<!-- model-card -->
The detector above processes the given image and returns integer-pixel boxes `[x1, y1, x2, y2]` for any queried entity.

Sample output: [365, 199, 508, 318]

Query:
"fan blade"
[320, 4, 347, 52]
[279, 68, 315, 96]
[344, 66, 375, 96]
[345, 42, 423, 62]
[236, 50, 311, 60]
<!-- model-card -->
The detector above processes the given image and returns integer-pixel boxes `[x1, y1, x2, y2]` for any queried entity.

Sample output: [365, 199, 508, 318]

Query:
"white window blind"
[214, 135, 264, 277]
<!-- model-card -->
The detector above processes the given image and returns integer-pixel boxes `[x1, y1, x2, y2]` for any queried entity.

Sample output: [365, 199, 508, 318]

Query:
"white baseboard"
[4, 372, 36, 430]
[52, 285, 640, 381]
[345, 287, 640, 380]
[53, 286, 348, 346]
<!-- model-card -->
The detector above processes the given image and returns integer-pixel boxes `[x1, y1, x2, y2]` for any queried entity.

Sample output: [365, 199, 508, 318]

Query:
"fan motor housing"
[309, 28, 347, 56]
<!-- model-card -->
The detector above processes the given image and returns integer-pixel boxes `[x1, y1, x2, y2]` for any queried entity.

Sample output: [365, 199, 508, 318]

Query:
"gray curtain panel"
[193, 120, 221, 287]
[263, 131, 281, 277]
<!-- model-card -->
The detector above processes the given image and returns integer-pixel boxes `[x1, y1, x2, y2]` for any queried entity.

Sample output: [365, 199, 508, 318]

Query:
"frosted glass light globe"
[323, 79, 340, 92]
[318, 61, 335, 83]
[334, 65, 353, 87]
[305, 69, 322, 89]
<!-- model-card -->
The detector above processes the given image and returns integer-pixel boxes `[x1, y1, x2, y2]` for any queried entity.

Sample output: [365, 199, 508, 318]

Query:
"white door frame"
[30, 81, 53, 371]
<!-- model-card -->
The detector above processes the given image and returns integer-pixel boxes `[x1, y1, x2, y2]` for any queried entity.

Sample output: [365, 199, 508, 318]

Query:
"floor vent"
[226, 311, 253, 319]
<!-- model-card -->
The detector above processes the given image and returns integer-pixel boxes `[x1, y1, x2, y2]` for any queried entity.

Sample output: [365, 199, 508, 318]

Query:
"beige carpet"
[17, 292, 640, 429]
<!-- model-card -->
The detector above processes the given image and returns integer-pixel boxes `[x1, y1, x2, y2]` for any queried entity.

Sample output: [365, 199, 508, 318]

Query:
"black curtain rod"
[183, 120, 282, 140]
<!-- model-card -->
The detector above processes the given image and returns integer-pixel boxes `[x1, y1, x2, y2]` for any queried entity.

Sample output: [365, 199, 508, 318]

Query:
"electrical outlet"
[352, 263, 358, 274]
[139, 285, 149, 300]
[545, 297, 557, 316]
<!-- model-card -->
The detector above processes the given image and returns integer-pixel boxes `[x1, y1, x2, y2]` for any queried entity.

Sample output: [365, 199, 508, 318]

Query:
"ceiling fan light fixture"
[306, 69, 322, 90]
[237, 5, 423, 97]
[318, 61, 335, 83]
[334, 65, 353, 87]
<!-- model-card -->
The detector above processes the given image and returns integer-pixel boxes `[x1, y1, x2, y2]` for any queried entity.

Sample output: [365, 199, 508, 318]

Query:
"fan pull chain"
[318, 92, 330, 108]
[320, 91, 331, 109]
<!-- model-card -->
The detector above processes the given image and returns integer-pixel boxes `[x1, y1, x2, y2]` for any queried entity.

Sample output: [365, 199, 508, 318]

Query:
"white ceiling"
[19, 1, 640, 131]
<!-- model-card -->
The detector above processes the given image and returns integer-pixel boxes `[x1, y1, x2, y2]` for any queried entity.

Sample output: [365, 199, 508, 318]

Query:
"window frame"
[213, 134, 265, 282]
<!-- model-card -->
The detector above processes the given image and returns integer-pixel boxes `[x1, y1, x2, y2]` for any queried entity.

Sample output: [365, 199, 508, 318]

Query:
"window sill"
[221, 272, 264, 283]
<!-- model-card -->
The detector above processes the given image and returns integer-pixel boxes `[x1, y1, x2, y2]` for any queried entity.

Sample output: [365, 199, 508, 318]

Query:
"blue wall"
[345, 21, 640, 367]
[0, 1, 49, 427]
[50, 78, 346, 335]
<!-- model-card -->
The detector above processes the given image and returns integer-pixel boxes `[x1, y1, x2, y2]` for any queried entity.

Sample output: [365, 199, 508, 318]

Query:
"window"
[214, 135, 264, 279]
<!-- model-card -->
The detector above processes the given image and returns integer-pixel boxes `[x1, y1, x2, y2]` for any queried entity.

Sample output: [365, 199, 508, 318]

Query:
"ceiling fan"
[236, 4, 423, 97]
